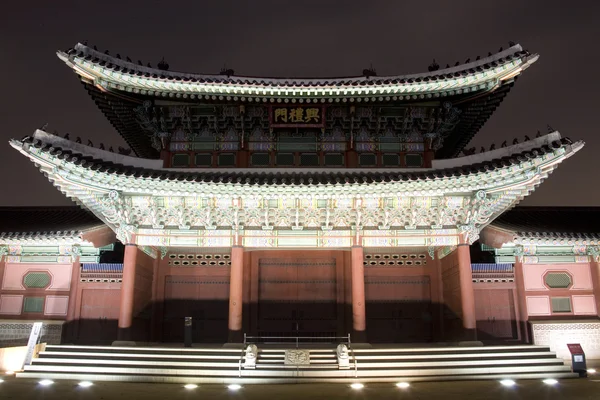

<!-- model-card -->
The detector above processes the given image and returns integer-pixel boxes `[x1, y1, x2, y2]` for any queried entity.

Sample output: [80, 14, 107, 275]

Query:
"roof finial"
[363, 63, 376, 78]
[428, 59, 439, 72]
[157, 57, 169, 71]
[220, 63, 234, 77]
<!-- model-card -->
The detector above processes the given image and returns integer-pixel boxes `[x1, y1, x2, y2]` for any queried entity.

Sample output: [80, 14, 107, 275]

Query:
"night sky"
[1, 1, 597, 206]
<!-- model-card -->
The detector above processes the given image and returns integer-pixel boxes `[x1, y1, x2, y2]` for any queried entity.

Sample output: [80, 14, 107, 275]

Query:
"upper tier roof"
[57, 43, 538, 159]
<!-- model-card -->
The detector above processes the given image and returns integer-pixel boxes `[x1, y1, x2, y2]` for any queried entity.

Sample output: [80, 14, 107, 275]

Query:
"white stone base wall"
[531, 321, 600, 360]
[0, 320, 63, 347]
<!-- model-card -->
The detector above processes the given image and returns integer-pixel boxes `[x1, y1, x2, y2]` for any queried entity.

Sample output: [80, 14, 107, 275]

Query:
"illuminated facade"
[2, 42, 593, 348]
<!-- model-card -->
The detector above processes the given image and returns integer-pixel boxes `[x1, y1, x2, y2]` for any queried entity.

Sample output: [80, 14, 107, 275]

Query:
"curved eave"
[58, 43, 536, 100]
[10, 131, 581, 196]
[0, 232, 93, 246]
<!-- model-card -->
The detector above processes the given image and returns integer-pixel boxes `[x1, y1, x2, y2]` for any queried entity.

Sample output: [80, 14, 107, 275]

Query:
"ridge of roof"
[59, 43, 531, 84]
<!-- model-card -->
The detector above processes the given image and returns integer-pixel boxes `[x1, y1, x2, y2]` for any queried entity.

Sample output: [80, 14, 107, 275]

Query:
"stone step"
[21, 363, 574, 378]
[15, 370, 579, 384]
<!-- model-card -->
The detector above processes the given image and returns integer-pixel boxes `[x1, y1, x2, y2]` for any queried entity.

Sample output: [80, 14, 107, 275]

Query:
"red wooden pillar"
[228, 246, 244, 342]
[513, 258, 530, 343]
[65, 256, 81, 342]
[150, 255, 161, 342]
[118, 244, 138, 341]
[351, 246, 366, 342]
[457, 244, 477, 340]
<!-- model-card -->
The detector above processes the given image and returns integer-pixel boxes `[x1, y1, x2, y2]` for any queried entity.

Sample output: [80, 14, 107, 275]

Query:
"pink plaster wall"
[526, 296, 551, 316]
[2, 263, 73, 291]
[523, 263, 592, 291]
[44, 295, 69, 316]
[572, 295, 597, 315]
[0, 295, 24, 315]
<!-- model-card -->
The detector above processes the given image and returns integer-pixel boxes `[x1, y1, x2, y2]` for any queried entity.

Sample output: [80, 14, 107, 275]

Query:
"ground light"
[0, 378, 4, 383]
[39, 379, 54, 386]
[184, 384, 198, 390]
[5, 371, 15, 375]
[228, 384, 242, 391]
[78, 381, 93, 388]
[396, 382, 410, 388]
[543, 378, 558, 386]
[588, 368, 597, 374]
[500, 379, 516, 387]
[350, 383, 364, 390]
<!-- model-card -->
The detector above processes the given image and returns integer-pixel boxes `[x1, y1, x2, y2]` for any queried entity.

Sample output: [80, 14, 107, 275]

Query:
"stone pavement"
[1, 376, 600, 400]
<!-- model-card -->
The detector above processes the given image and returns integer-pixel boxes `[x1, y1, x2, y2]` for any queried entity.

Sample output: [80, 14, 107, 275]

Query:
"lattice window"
[300, 153, 319, 166]
[359, 153, 377, 166]
[405, 154, 423, 167]
[23, 297, 44, 313]
[194, 153, 213, 167]
[551, 297, 572, 313]
[276, 153, 295, 166]
[23, 272, 51, 288]
[172, 153, 190, 167]
[545, 272, 572, 289]
[251, 152, 270, 166]
[382, 153, 400, 166]
[218, 153, 236, 166]
[167, 253, 232, 267]
[324, 153, 344, 166]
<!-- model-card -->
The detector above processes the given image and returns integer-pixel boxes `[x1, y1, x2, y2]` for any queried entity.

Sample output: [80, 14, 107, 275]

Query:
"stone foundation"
[531, 320, 600, 359]
[0, 320, 63, 347]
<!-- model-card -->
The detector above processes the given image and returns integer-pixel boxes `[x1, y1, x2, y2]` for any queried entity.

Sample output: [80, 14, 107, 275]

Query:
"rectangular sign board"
[269, 105, 325, 128]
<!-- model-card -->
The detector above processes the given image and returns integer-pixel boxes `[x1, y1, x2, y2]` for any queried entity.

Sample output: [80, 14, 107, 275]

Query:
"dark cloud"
[1, 0, 597, 206]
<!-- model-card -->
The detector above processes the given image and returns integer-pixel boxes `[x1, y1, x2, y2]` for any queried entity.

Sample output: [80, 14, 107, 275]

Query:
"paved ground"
[1, 376, 599, 400]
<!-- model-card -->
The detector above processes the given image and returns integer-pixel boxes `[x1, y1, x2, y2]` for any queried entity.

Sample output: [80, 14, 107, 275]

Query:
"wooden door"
[79, 289, 120, 344]
[475, 289, 517, 341]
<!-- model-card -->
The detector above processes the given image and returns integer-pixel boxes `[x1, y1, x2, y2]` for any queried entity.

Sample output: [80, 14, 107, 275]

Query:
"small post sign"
[567, 343, 587, 377]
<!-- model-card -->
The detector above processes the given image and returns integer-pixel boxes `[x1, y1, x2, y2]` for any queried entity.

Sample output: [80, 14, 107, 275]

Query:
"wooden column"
[351, 246, 366, 341]
[513, 258, 530, 343]
[228, 246, 244, 342]
[457, 244, 477, 340]
[65, 256, 81, 342]
[118, 244, 138, 341]
[150, 255, 161, 342]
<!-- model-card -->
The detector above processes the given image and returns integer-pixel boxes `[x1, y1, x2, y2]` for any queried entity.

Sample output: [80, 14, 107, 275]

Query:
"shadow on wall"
[59, 299, 519, 345]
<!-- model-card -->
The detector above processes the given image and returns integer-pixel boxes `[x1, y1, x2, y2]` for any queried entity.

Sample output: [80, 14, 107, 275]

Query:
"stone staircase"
[16, 344, 578, 383]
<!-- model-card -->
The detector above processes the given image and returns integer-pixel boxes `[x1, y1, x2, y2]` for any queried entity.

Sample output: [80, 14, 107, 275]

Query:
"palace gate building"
[2, 42, 597, 353]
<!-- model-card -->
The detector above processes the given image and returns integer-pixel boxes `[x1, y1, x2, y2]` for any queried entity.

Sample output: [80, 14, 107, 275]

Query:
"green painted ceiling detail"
[23, 272, 51, 288]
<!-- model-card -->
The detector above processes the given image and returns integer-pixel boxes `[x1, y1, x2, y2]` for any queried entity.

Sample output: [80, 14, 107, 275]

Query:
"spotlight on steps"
[350, 383, 364, 390]
[396, 382, 410, 388]
[78, 381, 93, 388]
[184, 384, 198, 390]
[500, 379, 516, 387]
[0, 379, 4, 383]
[543, 378, 558, 386]
[5, 371, 15, 375]
[228, 384, 242, 391]
[588, 368, 597, 374]
[39, 379, 54, 386]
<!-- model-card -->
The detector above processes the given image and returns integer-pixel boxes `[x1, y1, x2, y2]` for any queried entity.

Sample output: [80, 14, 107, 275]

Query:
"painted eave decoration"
[9, 130, 583, 249]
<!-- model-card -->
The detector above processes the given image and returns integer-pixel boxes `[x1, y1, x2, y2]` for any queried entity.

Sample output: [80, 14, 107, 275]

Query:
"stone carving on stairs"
[284, 349, 310, 365]
[243, 344, 258, 369]
[336, 344, 350, 369]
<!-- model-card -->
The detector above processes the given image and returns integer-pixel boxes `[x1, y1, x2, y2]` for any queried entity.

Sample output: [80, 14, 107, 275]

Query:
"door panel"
[257, 257, 337, 337]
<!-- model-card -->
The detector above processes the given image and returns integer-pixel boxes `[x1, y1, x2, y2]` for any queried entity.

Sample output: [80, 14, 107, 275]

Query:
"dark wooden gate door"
[475, 289, 517, 341]
[257, 257, 338, 338]
[365, 275, 433, 343]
